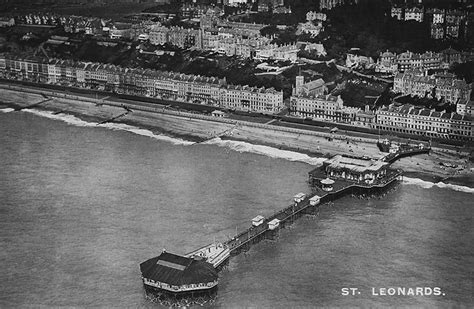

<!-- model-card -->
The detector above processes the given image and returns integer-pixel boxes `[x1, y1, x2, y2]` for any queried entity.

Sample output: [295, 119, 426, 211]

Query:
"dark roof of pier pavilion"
[140, 251, 217, 286]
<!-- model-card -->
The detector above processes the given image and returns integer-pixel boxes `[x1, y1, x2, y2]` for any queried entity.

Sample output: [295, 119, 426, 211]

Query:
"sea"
[0, 107, 473, 308]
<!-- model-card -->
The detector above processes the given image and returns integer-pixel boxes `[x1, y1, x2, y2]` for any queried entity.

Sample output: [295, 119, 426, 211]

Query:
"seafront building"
[287, 74, 473, 140]
[0, 54, 284, 114]
[290, 76, 358, 123]
[290, 95, 473, 141]
[376, 103, 472, 141]
[290, 93, 359, 123]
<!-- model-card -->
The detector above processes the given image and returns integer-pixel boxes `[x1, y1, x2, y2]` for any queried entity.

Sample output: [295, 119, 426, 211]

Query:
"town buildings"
[320, 0, 348, 11]
[429, 8, 445, 24]
[297, 42, 327, 57]
[297, 21, 324, 37]
[390, 5, 471, 40]
[0, 17, 15, 27]
[376, 48, 473, 74]
[393, 70, 472, 106]
[290, 92, 359, 124]
[292, 74, 327, 97]
[180, 3, 218, 19]
[306, 11, 327, 22]
[255, 43, 299, 62]
[375, 50, 448, 74]
[465, 99, 474, 117]
[346, 48, 375, 69]
[149, 25, 202, 49]
[0, 54, 284, 114]
[430, 23, 445, 40]
[286, 70, 473, 141]
[273, 6, 292, 14]
[404, 7, 424, 22]
[375, 51, 398, 74]
[376, 103, 472, 141]
[391, 7, 403, 20]
[224, 0, 248, 7]
[290, 75, 358, 123]
[391, 6, 424, 22]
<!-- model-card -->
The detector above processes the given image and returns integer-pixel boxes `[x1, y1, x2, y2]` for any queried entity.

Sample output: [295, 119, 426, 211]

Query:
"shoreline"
[1, 86, 472, 188]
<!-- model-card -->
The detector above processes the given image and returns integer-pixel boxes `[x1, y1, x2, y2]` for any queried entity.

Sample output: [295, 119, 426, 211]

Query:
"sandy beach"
[1, 86, 472, 185]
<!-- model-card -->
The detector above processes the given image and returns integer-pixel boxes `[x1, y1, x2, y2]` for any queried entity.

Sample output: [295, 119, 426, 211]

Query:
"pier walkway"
[222, 168, 402, 258]
[187, 147, 421, 269]
[382, 145, 430, 163]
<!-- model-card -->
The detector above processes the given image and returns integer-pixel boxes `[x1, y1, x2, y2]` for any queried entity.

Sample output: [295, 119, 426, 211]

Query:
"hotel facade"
[376, 104, 472, 141]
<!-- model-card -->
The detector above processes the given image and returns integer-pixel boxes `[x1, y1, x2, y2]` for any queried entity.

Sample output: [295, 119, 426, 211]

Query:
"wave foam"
[0, 108, 15, 113]
[99, 122, 194, 145]
[22, 109, 194, 146]
[203, 137, 326, 166]
[403, 177, 474, 194]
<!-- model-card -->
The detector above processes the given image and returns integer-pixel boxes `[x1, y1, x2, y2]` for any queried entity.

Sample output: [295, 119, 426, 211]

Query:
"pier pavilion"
[322, 155, 389, 184]
[140, 251, 218, 295]
[308, 154, 402, 191]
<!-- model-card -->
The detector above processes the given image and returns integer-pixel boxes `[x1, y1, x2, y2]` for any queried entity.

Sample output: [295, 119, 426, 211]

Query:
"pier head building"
[322, 155, 389, 185]
[309, 155, 401, 198]
[140, 251, 218, 296]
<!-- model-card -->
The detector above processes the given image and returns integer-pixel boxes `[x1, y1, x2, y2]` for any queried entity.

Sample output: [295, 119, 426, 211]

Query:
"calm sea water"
[0, 109, 473, 308]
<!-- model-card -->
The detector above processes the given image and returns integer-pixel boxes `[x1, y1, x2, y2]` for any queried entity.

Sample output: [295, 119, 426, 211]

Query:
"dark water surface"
[0, 110, 472, 308]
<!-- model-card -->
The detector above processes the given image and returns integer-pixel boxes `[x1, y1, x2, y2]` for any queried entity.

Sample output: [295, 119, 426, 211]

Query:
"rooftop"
[324, 155, 388, 173]
[140, 251, 217, 287]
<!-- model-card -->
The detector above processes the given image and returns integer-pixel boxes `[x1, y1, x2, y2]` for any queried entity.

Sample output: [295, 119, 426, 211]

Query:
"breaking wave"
[22, 109, 194, 146]
[0, 108, 14, 113]
[403, 177, 474, 194]
[203, 137, 327, 166]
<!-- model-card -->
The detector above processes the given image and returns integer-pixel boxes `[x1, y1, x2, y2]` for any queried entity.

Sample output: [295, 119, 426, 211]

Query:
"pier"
[225, 167, 402, 257]
[140, 143, 427, 300]
[220, 147, 425, 258]
[382, 144, 430, 163]
[160, 153, 406, 271]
